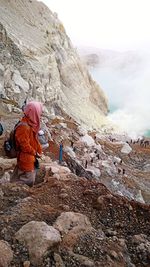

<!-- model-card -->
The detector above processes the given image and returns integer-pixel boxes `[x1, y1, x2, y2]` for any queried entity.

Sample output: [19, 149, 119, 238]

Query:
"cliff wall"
[0, 0, 108, 128]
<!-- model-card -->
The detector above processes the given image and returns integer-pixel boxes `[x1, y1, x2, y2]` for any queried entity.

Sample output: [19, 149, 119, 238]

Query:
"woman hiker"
[11, 101, 43, 186]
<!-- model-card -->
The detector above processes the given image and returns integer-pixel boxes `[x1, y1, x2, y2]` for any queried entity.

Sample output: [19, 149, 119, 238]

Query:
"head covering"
[24, 101, 43, 133]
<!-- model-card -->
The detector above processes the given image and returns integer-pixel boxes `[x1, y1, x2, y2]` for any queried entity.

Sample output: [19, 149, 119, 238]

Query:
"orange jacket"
[15, 117, 42, 171]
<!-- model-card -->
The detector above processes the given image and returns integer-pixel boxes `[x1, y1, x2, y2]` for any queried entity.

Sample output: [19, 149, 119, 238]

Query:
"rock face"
[0, 0, 108, 128]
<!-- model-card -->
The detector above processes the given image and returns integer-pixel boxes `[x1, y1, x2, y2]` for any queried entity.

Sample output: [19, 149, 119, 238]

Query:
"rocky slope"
[0, 112, 150, 266]
[0, 0, 108, 129]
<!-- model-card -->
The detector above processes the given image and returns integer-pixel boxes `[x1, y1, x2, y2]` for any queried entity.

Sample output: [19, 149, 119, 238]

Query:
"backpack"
[4, 121, 28, 158]
[0, 123, 3, 136]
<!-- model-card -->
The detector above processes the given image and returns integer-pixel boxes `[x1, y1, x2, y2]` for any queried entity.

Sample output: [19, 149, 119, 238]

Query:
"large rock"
[121, 143, 132, 154]
[15, 221, 61, 266]
[66, 156, 94, 179]
[0, 157, 16, 171]
[53, 212, 93, 250]
[101, 160, 117, 176]
[0, 240, 13, 267]
[0, 0, 108, 129]
[53, 212, 91, 235]
[80, 134, 95, 146]
[86, 166, 101, 179]
[0, 171, 11, 184]
[40, 159, 71, 179]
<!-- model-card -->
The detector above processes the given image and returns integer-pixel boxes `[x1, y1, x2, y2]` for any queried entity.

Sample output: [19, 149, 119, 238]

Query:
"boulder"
[40, 160, 71, 175]
[15, 221, 61, 266]
[101, 160, 117, 176]
[113, 156, 122, 164]
[121, 143, 132, 154]
[0, 240, 13, 267]
[53, 212, 91, 236]
[86, 166, 101, 179]
[0, 157, 16, 171]
[0, 171, 11, 184]
[66, 157, 94, 179]
[80, 134, 95, 146]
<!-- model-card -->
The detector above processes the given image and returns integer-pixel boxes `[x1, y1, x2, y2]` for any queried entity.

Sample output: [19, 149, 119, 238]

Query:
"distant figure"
[73, 146, 76, 152]
[0, 93, 5, 99]
[59, 142, 63, 164]
[70, 140, 74, 147]
[22, 98, 27, 111]
[118, 168, 121, 174]
[143, 140, 149, 148]
[97, 154, 100, 159]
[0, 121, 3, 136]
[140, 139, 144, 146]
[85, 160, 88, 168]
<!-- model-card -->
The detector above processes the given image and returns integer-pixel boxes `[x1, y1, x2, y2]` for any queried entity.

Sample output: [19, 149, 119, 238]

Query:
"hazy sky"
[42, 0, 150, 51]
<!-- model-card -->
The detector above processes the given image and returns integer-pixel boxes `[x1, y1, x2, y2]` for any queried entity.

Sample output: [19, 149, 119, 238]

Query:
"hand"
[36, 152, 42, 158]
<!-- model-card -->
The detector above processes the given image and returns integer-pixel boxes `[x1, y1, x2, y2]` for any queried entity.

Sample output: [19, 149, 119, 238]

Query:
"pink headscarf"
[24, 101, 43, 133]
